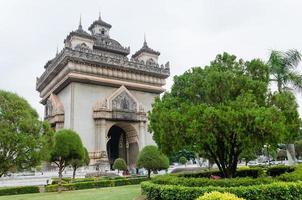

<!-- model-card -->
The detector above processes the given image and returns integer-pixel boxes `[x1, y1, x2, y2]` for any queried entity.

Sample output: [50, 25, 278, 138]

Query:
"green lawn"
[0, 185, 141, 200]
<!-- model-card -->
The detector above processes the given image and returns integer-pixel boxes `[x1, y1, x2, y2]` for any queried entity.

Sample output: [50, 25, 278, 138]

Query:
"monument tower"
[36, 14, 170, 169]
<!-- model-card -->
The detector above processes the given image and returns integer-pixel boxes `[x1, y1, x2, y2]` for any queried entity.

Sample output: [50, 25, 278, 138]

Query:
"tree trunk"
[58, 167, 63, 193]
[72, 167, 76, 179]
[147, 169, 151, 178]
[287, 144, 297, 165]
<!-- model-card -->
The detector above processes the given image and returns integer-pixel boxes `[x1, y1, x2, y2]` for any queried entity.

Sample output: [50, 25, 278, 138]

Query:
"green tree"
[268, 49, 302, 163]
[239, 147, 259, 166]
[113, 158, 127, 174]
[0, 90, 42, 177]
[179, 156, 187, 166]
[70, 147, 90, 179]
[48, 129, 84, 190]
[149, 53, 292, 178]
[136, 145, 169, 178]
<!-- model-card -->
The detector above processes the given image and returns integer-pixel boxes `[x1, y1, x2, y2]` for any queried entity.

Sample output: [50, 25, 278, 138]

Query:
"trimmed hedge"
[46, 177, 149, 192]
[141, 181, 302, 200]
[196, 191, 245, 200]
[177, 168, 264, 179]
[266, 165, 295, 177]
[51, 176, 141, 184]
[0, 186, 40, 196]
[151, 175, 275, 187]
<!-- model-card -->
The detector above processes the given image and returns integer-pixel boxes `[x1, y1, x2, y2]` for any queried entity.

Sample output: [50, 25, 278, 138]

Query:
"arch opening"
[106, 124, 139, 170]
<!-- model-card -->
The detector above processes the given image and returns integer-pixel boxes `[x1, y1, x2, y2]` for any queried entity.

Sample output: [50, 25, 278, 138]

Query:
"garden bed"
[141, 165, 302, 200]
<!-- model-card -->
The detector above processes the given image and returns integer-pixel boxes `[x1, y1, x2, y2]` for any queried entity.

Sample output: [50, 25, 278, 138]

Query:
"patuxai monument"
[36, 14, 170, 170]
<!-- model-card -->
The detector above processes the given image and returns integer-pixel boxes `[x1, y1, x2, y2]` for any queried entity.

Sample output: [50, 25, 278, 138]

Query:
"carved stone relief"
[112, 91, 137, 112]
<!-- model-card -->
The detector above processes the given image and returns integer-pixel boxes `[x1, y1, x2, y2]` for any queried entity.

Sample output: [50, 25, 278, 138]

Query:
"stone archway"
[92, 85, 147, 169]
[106, 123, 139, 169]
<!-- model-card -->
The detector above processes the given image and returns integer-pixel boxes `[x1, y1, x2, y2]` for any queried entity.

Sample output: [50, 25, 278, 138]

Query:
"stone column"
[95, 120, 101, 153]
[139, 121, 145, 150]
[99, 119, 107, 158]
[95, 119, 109, 171]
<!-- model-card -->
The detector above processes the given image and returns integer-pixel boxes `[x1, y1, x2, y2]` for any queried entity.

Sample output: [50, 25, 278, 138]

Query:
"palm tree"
[268, 49, 302, 164]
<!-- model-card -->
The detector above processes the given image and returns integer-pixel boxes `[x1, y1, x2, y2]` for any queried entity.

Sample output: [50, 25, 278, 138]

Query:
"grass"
[0, 185, 141, 200]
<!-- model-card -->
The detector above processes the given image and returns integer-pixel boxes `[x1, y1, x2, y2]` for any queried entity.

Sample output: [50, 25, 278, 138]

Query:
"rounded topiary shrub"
[113, 158, 127, 173]
[196, 191, 245, 200]
[179, 156, 187, 165]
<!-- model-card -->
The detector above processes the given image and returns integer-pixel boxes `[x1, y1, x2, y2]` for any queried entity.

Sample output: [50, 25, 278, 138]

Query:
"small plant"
[196, 191, 245, 200]
[179, 156, 187, 166]
[113, 158, 127, 174]
[137, 145, 169, 178]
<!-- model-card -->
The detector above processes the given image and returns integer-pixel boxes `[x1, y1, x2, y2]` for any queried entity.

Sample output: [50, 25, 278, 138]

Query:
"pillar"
[99, 119, 107, 158]
[139, 121, 145, 150]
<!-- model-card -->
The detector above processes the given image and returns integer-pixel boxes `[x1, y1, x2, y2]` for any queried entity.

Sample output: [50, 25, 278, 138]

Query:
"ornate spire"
[78, 14, 83, 30]
[56, 45, 59, 56]
[143, 33, 147, 47]
[99, 11, 102, 21]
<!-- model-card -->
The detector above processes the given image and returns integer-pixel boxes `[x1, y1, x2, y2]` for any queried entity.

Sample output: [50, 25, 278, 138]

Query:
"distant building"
[36, 14, 170, 169]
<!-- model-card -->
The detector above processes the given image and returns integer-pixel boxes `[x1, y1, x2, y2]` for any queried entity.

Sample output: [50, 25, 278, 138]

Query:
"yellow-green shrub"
[196, 191, 245, 200]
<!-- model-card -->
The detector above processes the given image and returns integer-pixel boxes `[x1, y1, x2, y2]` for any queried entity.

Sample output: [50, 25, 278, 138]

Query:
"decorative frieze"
[36, 47, 170, 93]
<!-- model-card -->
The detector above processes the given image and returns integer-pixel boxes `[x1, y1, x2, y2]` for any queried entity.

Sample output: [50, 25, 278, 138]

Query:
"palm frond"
[283, 49, 302, 69]
[287, 71, 302, 92]
[268, 50, 284, 74]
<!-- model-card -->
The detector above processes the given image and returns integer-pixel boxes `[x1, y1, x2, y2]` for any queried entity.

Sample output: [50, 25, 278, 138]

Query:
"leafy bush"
[266, 165, 295, 177]
[151, 175, 275, 187]
[178, 168, 264, 179]
[196, 191, 245, 200]
[277, 164, 302, 181]
[46, 177, 149, 192]
[179, 156, 187, 165]
[113, 158, 127, 173]
[0, 186, 39, 196]
[137, 145, 169, 178]
[141, 181, 302, 200]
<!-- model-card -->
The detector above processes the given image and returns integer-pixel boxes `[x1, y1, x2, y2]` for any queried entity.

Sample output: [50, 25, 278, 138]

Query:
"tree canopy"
[136, 145, 169, 178]
[48, 129, 84, 188]
[0, 90, 42, 177]
[70, 147, 90, 179]
[148, 52, 299, 177]
[113, 158, 127, 173]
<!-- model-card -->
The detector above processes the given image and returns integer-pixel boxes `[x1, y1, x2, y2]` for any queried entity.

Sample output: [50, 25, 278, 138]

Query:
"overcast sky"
[1, 0, 302, 118]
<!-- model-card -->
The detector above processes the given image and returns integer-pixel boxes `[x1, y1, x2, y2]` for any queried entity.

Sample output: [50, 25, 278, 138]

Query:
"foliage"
[239, 147, 259, 165]
[151, 175, 275, 188]
[179, 156, 188, 165]
[268, 49, 302, 162]
[176, 167, 264, 179]
[277, 164, 302, 181]
[196, 191, 245, 200]
[48, 129, 84, 190]
[269, 91, 301, 144]
[268, 49, 302, 92]
[148, 53, 292, 178]
[266, 165, 295, 177]
[113, 158, 127, 173]
[141, 181, 302, 200]
[136, 145, 169, 178]
[0, 186, 39, 196]
[295, 140, 302, 159]
[45, 177, 149, 192]
[169, 150, 196, 164]
[70, 147, 90, 179]
[39, 121, 55, 162]
[0, 90, 43, 177]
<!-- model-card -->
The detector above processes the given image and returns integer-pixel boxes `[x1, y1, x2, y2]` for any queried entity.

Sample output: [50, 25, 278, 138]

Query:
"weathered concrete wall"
[57, 84, 71, 128]
[56, 82, 158, 154]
